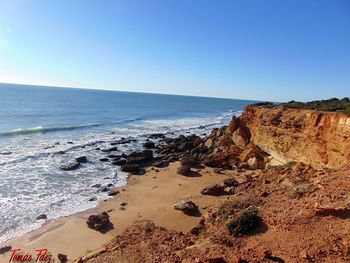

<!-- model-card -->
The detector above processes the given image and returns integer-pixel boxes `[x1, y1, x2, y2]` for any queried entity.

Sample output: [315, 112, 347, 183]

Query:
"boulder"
[60, 162, 80, 171]
[121, 164, 141, 173]
[86, 212, 111, 231]
[112, 159, 127, 165]
[152, 160, 169, 168]
[127, 150, 153, 164]
[180, 156, 198, 167]
[223, 178, 239, 187]
[143, 141, 155, 148]
[201, 184, 227, 196]
[101, 146, 118, 152]
[173, 200, 199, 216]
[177, 164, 192, 176]
[75, 156, 87, 163]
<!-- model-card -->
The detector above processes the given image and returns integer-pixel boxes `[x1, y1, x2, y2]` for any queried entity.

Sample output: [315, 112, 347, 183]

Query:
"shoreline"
[0, 162, 233, 262]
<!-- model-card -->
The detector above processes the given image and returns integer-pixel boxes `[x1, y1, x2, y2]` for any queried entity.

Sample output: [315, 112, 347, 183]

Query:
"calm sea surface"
[0, 83, 256, 242]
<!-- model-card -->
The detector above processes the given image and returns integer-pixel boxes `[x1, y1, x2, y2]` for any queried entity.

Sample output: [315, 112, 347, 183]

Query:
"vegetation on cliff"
[253, 97, 350, 113]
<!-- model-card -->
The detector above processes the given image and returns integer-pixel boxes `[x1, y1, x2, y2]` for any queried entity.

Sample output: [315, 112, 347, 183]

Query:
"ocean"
[0, 83, 256, 242]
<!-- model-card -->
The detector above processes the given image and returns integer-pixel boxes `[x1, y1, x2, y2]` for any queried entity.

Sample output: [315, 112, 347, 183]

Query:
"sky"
[0, 0, 349, 101]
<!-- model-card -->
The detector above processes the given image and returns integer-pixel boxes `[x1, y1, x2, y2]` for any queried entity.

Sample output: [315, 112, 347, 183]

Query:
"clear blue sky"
[0, 0, 349, 101]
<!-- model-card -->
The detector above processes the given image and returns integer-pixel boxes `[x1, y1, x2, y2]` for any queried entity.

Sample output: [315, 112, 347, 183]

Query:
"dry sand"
[0, 162, 231, 262]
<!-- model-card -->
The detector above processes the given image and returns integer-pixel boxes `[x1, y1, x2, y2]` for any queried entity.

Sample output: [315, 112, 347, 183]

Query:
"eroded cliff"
[241, 105, 350, 169]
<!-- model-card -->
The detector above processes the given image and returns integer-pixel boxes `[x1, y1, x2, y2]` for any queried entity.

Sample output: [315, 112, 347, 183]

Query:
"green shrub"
[277, 97, 350, 114]
[218, 200, 238, 220]
[226, 206, 260, 236]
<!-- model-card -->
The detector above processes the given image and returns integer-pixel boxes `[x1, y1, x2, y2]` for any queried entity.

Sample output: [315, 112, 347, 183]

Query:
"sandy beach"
[0, 162, 231, 262]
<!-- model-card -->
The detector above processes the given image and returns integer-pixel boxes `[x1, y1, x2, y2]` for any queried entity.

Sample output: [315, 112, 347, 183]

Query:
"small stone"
[57, 253, 68, 263]
[36, 214, 47, 220]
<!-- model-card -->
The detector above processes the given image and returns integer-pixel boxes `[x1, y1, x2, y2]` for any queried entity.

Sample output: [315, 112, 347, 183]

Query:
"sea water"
[0, 83, 256, 242]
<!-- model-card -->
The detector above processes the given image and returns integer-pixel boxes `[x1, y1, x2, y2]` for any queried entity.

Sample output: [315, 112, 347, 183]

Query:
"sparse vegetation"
[226, 206, 260, 236]
[279, 98, 350, 114]
[268, 161, 296, 171]
[252, 98, 350, 114]
[218, 200, 238, 220]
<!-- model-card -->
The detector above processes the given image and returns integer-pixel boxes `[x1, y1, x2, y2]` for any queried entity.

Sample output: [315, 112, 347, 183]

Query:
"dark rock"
[59, 162, 80, 171]
[36, 214, 47, 220]
[91, 184, 101, 188]
[101, 186, 109, 192]
[67, 141, 74, 144]
[173, 200, 199, 216]
[112, 159, 127, 165]
[101, 146, 118, 152]
[99, 158, 109, 162]
[148, 133, 165, 139]
[201, 184, 227, 196]
[177, 164, 192, 176]
[0, 246, 12, 255]
[223, 178, 239, 187]
[152, 160, 169, 168]
[76, 156, 87, 163]
[86, 212, 111, 231]
[127, 150, 153, 164]
[88, 197, 97, 201]
[120, 202, 128, 206]
[57, 253, 68, 263]
[180, 156, 198, 167]
[107, 154, 121, 159]
[143, 141, 155, 148]
[121, 164, 140, 173]
[108, 190, 119, 196]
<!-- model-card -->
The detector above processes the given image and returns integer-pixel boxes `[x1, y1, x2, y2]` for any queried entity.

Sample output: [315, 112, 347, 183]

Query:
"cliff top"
[252, 97, 350, 114]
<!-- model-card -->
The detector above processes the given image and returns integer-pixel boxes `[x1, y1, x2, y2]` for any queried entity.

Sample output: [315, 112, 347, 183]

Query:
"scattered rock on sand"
[86, 212, 111, 231]
[177, 164, 192, 176]
[223, 178, 239, 187]
[108, 190, 120, 196]
[174, 200, 199, 216]
[180, 155, 198, 167]
[57, 253, 68, 263]
[0, 246, 12, 254]
[201, 184, 227, 196]
[152, 160, 169, 168]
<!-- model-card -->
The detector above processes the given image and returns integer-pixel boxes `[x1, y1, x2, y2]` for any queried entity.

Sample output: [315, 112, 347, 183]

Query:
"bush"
[218, 200, 238, 220]
[226, 206, 260, 236]
[277, 97, 350, 114]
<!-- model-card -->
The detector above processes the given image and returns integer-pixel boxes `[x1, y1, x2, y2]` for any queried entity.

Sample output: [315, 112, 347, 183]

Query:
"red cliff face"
[241, 106, 350, 169]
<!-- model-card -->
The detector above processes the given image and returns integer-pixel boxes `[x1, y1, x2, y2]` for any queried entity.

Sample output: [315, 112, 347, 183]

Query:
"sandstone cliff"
[240, 105, 350, 169]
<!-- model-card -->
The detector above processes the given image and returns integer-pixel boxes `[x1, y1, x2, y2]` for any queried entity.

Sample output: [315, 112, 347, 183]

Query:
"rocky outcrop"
[86, 212, 112, 231]
[241, 106, 350, 169]
[173, 200, 199, 216]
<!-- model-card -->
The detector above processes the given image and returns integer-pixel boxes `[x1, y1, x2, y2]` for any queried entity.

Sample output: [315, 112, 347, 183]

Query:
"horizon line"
[0, 81, 263, 102]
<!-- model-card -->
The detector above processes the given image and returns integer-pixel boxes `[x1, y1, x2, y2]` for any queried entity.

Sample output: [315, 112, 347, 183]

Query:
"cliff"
[240, 105, 350, 169]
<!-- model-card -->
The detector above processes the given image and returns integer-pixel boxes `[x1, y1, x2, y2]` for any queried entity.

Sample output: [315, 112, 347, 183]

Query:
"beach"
[0, 162, 232, 262]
